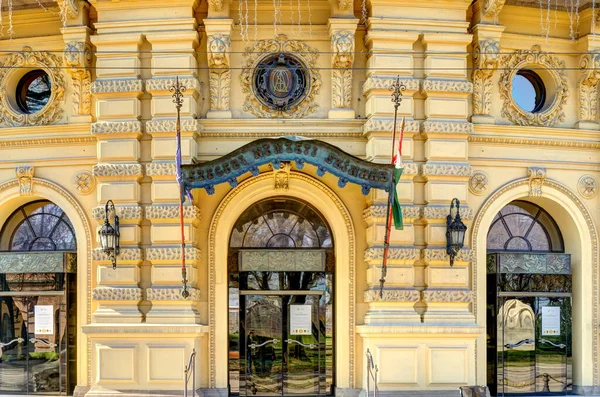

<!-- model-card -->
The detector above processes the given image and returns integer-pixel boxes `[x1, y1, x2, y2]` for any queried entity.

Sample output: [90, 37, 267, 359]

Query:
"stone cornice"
[356, 324, 483, 335]
[470, 127, 600, 149]
[0, 136, 95, 148]
[82, 323, 209, 335]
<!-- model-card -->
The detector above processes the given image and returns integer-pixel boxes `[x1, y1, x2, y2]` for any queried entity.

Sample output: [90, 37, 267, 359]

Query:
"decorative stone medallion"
[469, 171, 489, 196]
[241, 34, 321, 119]
[578, 174, 598, 199]
[74, 171, 95, 195]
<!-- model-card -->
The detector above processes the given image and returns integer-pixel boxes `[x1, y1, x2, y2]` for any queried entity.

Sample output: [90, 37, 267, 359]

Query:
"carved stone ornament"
[483, 0, 506, 18]
[64, 41, 92, 116]
[241, 34, 321, 119]
[338, 0, 352, 10]
[499, 45, 568, 127]
[578, 52, 600, 124]
[0, 47, 65, 126]
[364, 289, 420, 303]
[16, 166, 34, 196]
[208, 0, 224, 12]
[578, 175, 598, 199]
[274, 162, 292, 192]
[469, 171, 489, 196]
[331, 30, 355, 109]
[472, 39, 500, 116]
[207, 33, 231, 111]
[73, 171, 95, 195]
[56, 0, 79, 19]
[527, 167, 547, 197]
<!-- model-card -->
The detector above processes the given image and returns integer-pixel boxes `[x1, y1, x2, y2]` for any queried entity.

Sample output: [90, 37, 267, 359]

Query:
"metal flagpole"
[170, 77, 190, 299]
[379, 76, 405, 298]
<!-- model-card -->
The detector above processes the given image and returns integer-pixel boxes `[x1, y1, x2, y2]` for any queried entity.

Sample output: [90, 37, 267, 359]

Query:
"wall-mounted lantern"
[98, 200, 120, 270]
[446, 198, 467, 267]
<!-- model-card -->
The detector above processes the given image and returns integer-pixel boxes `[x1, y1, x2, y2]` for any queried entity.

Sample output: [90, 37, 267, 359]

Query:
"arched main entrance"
[0, 200, 78, 395]
[228, 198, 335, 396]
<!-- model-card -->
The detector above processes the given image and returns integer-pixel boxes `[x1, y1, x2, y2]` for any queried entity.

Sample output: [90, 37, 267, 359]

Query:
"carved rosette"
[241, 34, 321, 119]
[578, 52, 600, 123]
[498, 45, 568, 127]
[469, 171, 489, 196]
[207, 34, 231, 112]
[527, 167, 547, 197]
[578, 175, 598, 199]
[64, 41, 93, 116]
[331, 30, 355, 110]
[472, 39, 500, 116]
[0, 47, 65, 126]
[16, 166, 34, 196]
[73, 171, 95, 195]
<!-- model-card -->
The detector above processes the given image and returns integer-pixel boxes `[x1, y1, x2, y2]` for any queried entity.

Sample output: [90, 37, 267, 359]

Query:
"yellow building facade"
[0, 0, 598, 396]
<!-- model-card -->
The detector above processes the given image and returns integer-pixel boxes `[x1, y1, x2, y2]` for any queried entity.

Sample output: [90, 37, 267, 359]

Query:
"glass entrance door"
[243, 293, 325, 397]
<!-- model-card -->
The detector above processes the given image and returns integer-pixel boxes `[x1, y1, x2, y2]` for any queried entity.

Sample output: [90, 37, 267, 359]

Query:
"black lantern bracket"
[446, 198, 467, 267]
[98, 200, 120, 270]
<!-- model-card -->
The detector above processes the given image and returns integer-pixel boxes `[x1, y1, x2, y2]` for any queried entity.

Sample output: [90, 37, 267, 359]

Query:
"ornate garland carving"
[64, 41, 93, 116]
[472, 40, 500, 116]
[364, 248, 421, 261]
[363, 118, 420, 134]
[92, 164, 144, 179]
[241, 35, 321, 119]
[90, 79, 143, 94]
[470, 178, 599, 384]
[146, 163, 176, 177]
[422, 121, 473, 134]
[423, 206, 474, 221]
[0, 47, 65, 126]
[146, 119, 201, 134]
[498, 45, 568, 127]
[578, 175, 598, 199]
[423, 289, 472, 303]
[363, 205, 421, 221]
[331, 30, 355, 109]
[422, 163, 472, 177]
[578, 52, 600, 124]
[208, 172, 356, 387]
[363, 76, 420, 93]
[207, 34, 231, 112]
[469, 171, 489, 196]
[483, 0, 506, 18]
[364, 289, 420, 303]
[421, 79, 473, 93]
[91, 121, 142, 135]
[424, 248, 472, 262]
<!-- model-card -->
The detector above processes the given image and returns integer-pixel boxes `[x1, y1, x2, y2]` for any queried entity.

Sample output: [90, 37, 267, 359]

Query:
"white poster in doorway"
[34, 305, 54, 335]
[290, 305, 311, 335]
[541, 306, 561, 336]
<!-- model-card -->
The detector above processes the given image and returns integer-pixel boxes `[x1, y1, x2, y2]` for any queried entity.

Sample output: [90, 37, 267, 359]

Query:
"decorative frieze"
[146, 287, 200, 301]
[363, 118, 420, 134]
[422, 121, 473, 134]
[423, 248, 471, 263]
[92, 287, 142, 301]
[472, 39, 500, 117]
[364, 289, 420, 303]
[146, 163, 176, 177]
[146, 247, 201, 262]
[362, 76, 420, 93]
[331, 30, 355, 109]
[145, 205, 201, 220]
[421, 79, 473, 94]
[422, 206, 474, 221]
[90, 79, 144, 95]
[527, 167, 546, 197]
[146, 77, 202, 93]
[92, 205, 143, 221]
[578, 52, 600, 125]
[63, 41, 93, 116]
[362, 205, 421, 221]
[16, 166, 34, 196]
[423, 289, 472, 303]
[92, 164, 144, 179]
[146, 119, 201, 134]
[92, 248, 144, 262]
[422, 163, 472, 177]
[578, 175, 598, 199]
[91, 121, 143, 135]
[469, 171, 489, 196]
[74, 171, 95, 195]
[364, 248, 421, 261]
[401, 163, 419, 176]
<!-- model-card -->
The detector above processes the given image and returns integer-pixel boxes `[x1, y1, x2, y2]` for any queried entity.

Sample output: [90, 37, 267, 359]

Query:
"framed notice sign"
[542, 306, 561, 336]
[34, 305, 54, 335]
[290, 305, 312, 335]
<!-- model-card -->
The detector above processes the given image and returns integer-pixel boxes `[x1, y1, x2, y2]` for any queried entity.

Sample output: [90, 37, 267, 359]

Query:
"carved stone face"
[208, 35, 229, 68]
[333, 33, 354, 68]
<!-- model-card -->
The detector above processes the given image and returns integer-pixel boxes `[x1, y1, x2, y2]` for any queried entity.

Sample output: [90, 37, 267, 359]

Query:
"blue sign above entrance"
[181, 137, 394, 195]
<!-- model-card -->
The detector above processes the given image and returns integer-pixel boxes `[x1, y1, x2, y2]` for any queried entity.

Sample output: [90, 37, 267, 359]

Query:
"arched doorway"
[227, 198, 335, 397]
[486, 200, 572, 396]
[0, 200, 77, 395]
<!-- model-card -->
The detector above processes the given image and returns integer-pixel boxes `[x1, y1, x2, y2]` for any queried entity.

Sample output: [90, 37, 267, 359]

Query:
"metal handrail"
[365, 349, 378, 397]
[184, 348, 196, 397]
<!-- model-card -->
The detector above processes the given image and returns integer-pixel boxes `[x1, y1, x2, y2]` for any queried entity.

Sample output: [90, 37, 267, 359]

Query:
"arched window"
[230, 199, 332, 248]
[486, 200, 563, 253]
[2, 201, 76, 252]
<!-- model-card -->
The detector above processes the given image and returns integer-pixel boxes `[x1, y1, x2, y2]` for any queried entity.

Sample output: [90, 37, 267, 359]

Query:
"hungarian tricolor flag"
[390, 117, 405, 230]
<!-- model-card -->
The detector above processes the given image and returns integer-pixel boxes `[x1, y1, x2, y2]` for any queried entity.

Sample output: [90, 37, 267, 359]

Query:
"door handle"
[0, 338, 24, 357]
[285, 339, 317, 349]
[29, 338, 57, 348]
[249, 339, 280, 349]
[504, 338, 534, 349]
[539, 339, 566, 349]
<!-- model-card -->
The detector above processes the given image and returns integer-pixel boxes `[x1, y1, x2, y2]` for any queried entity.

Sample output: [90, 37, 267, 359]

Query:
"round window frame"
[512, 69, 546, 114]
[16, 69, 52, 115]
[499, 46, 568, 127]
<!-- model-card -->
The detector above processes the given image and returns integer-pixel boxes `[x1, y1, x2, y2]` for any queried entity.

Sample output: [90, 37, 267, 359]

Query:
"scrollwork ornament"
[331, 31, 355, 109]
[483, 0, 506, 18]
[469, 171, 489, 196]
[64, 41, 93, 115]
[498, 45, 568, 127]
[472, 39, 500, 116]
[240, 34, 321, 119]
[207, 34, 231, 111]
[0, 47, 65, 126]
[527, 166, 547, 197]
[578, 52, 600, 123]
[56, 0, 79, 20]
[578, 175, 598, 199]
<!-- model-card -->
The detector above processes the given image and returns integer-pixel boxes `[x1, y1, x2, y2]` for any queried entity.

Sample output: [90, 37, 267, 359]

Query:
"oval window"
[512, 69, 546, 113]
[16, 70, 51, 114]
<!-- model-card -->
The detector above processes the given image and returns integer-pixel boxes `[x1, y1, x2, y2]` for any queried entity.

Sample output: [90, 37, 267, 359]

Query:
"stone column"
[470, 24, 503, 124]
[577, 51, 600, 130]
[328, 18, 358, 119]
[205, 19, 233, 119]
